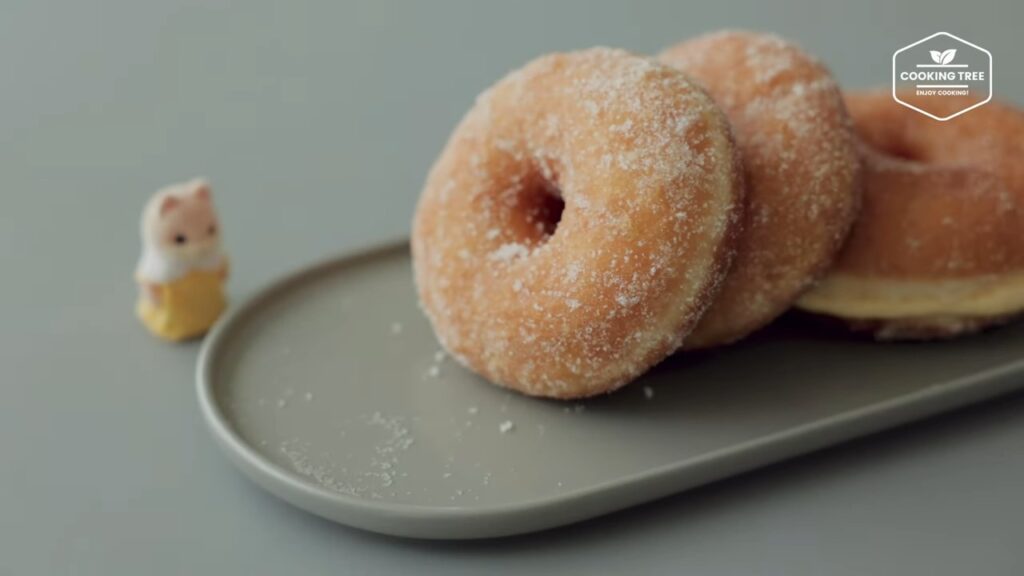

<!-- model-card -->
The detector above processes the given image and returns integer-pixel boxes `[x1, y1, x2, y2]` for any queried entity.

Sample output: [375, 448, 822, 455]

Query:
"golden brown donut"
[659, 31, 862, 348]
[412, 48, 744, 398]
[797, 90, 1024, 339]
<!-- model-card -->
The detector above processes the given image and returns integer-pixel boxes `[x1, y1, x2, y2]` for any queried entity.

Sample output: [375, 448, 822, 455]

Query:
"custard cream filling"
[797, 271, 1024, 319]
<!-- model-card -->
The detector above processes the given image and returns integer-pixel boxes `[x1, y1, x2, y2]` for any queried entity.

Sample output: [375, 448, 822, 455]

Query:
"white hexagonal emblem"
[892, 31, 992, 121]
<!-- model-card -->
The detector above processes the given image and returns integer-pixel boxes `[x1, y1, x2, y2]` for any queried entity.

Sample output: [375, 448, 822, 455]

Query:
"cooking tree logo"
[892, 32, 992, 121]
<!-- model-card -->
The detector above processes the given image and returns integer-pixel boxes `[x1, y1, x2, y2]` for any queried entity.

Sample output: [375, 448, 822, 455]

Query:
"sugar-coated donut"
[659, 31, 862, 348]
[797, 91, 1024, 339]
[412, 48, 744, 398]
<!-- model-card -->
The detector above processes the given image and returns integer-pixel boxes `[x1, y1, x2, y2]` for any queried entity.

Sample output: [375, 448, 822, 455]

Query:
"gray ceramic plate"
[197, 241, 1024, 539]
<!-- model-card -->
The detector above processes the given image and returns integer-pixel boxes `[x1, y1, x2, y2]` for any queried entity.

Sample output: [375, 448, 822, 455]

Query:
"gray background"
[2, 0, 1022, 574]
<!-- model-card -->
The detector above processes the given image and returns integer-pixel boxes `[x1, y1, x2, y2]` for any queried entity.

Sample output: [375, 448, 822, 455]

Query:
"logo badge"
[892, 32, 992, 121]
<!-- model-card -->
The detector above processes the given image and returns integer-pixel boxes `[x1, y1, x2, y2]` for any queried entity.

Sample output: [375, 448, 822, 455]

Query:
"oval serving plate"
[197, 240, 1024, 539]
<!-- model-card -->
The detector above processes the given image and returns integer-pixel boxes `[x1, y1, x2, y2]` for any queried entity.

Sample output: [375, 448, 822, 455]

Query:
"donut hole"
[876, 140, 923, 162]
[858, 129, 927, 163]
[515, 175, 565, 244]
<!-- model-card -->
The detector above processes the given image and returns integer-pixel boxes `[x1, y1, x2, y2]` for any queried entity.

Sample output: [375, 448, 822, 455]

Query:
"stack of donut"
[412, 30, 1024, 399]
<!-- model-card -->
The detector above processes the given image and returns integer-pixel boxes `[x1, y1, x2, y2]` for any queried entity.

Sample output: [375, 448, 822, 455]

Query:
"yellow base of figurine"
[137, 268, 227, 342]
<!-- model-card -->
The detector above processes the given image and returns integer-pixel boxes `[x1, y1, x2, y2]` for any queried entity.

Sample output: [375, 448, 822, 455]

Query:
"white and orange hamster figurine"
[135, 179, 228, 341]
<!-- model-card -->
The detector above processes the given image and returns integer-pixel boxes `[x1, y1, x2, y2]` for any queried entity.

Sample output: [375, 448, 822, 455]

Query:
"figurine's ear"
[192, 179, 211, 201]
[159, 195, 181, 217]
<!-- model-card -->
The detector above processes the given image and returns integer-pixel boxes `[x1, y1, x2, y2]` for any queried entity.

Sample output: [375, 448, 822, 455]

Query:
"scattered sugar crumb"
[276, 399, 288, 408]
[443, 472, 452, 479]
[467, 406, 479, 415]
[499, 420, 515, 434]
[358, 411, 417, 491]
[279, 440, 357, 496]
[424, 350, 447, 379]
[643, 386, 654, 400]
[304, 392, 314, 401]
[391, 322, 403, 335]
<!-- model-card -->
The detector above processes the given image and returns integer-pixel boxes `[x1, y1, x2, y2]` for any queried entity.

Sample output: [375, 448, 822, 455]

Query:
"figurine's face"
[147, 182, 221, 261]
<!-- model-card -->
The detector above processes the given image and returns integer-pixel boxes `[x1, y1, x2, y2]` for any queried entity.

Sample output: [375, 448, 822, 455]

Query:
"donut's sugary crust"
[846, 91, 1024, 228]
[659, 31, 862, 348]
[797, 90, 1024, 339]
[412, 48, 743, 398]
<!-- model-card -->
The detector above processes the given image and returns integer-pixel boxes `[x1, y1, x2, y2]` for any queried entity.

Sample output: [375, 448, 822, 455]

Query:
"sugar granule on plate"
[499, 420, 515, 434]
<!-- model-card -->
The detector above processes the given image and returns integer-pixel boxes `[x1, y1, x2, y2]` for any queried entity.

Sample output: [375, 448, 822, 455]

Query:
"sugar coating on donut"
[660, 31, 861, 348]
[835, 149, 1017, 278]
[412, 48, 743, 398]
[845, 90, 1024, 266]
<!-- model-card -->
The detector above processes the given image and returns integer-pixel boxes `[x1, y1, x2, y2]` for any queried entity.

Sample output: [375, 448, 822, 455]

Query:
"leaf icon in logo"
[940, 49, 957, 64]
[930, 50, 944, 64]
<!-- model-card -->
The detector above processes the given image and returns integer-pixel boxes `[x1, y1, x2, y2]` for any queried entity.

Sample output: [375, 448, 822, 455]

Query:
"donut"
[659, 31, 862, 348]
[412, 48, 744, 398]
[797, 90, 1024, 339]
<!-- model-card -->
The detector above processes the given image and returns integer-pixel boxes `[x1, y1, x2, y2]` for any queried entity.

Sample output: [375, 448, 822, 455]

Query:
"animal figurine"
[135, 179, 228, 341]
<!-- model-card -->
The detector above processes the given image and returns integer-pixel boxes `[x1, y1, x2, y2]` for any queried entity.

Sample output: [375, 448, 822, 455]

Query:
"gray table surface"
[3, 1, 1022, 573]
